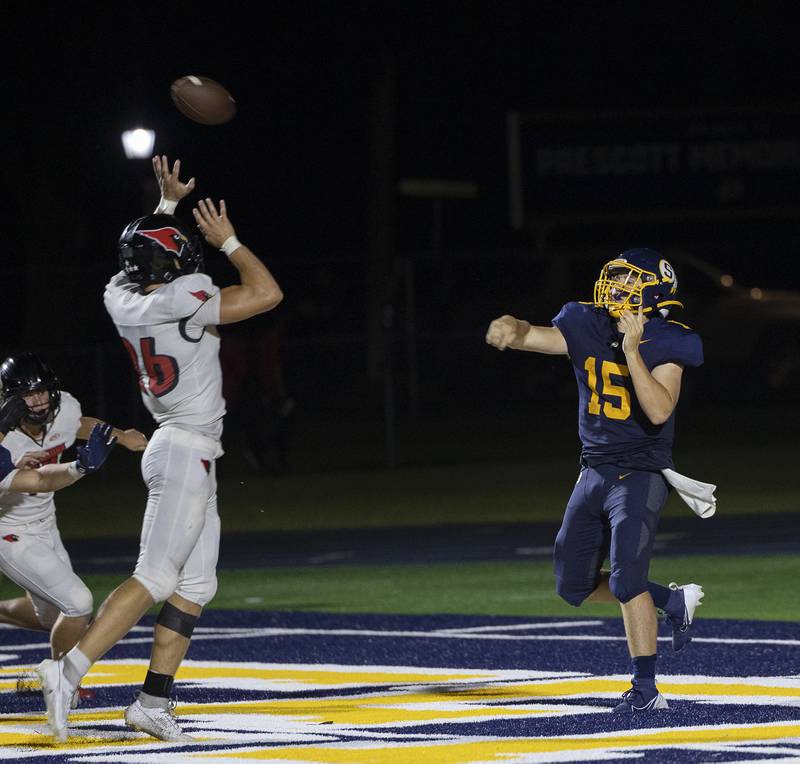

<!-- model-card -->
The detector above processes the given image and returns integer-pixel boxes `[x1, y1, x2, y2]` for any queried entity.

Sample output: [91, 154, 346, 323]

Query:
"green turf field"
[1, 401, 797, 623]
[2, 554, 798, 621]
[40, 443, 798, 539]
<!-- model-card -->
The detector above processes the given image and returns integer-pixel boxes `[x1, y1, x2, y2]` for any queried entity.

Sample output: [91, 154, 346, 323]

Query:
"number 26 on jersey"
[122, 337, 179, 398]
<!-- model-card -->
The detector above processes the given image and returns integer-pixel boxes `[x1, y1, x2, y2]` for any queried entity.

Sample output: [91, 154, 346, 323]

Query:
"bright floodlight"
[121, 128, 155, 159]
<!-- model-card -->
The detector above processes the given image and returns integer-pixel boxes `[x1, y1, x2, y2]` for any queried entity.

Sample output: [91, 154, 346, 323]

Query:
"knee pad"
[608, 568, 647, 604]
[134, 570, 179, 604]
[555, 575, 593, 607]
[553, 553, 599, 607]
[62, 583, 94, 618]
[175, 574, 218, 608]
[31, 579, 93, 622]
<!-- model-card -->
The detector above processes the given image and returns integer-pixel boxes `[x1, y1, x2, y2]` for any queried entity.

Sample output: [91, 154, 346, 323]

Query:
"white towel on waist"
[661, 468, 717, 518]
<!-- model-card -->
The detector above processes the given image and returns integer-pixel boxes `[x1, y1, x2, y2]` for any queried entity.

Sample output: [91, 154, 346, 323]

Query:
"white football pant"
[0, 515, 92, 626]
[133, 426, 221, 606]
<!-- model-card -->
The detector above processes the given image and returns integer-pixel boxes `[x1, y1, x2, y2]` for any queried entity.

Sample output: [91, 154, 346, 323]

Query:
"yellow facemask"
[593, 259, 682, 318]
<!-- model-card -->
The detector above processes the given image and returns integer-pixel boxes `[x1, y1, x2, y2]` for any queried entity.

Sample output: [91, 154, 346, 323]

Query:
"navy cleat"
[612, 684, 669, 712]
[664, 582, 704, 652]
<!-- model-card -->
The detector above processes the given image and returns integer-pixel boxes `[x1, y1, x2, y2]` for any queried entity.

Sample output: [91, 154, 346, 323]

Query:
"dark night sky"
[3, 4, 800, 353]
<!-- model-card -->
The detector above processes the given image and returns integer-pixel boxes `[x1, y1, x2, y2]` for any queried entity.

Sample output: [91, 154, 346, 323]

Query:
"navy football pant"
[553, 464, 669, 606]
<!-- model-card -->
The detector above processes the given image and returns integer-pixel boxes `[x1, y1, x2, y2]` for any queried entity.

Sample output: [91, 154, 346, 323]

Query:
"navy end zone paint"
[2, 611, 800, 762]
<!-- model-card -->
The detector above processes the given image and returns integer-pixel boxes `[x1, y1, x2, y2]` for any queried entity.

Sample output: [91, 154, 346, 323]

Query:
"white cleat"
[124, 696, 195, 742]
[667, 582, 704, 651]
[35, 658, 74, 743]
[18, 669, 86, 708]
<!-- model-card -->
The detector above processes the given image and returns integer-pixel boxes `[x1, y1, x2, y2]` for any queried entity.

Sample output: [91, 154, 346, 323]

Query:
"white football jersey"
[0, 391, 82, 523]
[103, 271, 225, 440]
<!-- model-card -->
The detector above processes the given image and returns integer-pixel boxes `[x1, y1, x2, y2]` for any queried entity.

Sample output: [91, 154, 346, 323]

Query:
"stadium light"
[121, 128, 156, 159]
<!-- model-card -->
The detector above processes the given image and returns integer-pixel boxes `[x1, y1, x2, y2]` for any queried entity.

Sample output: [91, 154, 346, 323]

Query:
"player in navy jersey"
[486, 248, 705, 712]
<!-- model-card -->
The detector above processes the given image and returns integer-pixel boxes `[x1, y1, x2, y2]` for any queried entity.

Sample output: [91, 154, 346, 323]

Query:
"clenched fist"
[486, 315, 524, 351]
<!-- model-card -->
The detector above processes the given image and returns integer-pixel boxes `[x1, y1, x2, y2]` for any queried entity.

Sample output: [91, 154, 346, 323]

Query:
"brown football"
[170, 76, 237, 125]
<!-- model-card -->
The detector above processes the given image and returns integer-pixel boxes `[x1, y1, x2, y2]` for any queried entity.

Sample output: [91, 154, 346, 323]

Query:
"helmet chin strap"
[23, 407, 52, 427]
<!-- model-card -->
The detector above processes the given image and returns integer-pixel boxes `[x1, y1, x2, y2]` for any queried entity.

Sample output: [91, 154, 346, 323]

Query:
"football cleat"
[665, 582, 704, 652]
[71, 685, 96, 709]
[124, 695, 195, 742]
[612, 685, 670, 712]
[35, 658, 74, 742]
[16, 671, 93, 709]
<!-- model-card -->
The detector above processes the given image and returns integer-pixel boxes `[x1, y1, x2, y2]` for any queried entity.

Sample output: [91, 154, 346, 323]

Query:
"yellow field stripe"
[174, 665, 481, 686]
[0, 663, 483, 692]
[0, 730, 142, 750]
[198, 723, 800, 762]
[660, 680, 800, 697]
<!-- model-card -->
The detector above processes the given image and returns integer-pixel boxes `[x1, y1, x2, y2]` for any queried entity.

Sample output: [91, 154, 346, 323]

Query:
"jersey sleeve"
[59, 391, 83, 437]
[656, 324, 704, 368]
[172, 274, 222, 327]
[551, 302, 590, 357]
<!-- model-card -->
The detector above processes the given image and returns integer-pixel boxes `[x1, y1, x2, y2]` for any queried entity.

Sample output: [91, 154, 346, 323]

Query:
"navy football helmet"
[0, 352, 62, 426]
[594, 248, 682, 318]
[119, 213, 203, 286]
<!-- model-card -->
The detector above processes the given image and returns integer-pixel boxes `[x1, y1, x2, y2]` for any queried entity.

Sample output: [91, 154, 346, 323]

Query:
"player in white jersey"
[0, 394, 118, 683]
[0, 352, 146, 669]
[37, 155, 283, 743]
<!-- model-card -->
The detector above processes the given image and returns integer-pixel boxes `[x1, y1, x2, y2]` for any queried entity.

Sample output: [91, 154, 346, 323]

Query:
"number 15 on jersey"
[583, 356, 631, 420]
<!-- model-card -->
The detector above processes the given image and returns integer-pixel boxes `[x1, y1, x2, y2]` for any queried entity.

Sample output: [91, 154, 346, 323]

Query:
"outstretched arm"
[486, 315, 568, 355]
[77, 417, 148, 452]
[6, 423, 117, 493]
[9, 463, 83, 493]
[193, 198, 283, 324]
[152, 155, 196, 214]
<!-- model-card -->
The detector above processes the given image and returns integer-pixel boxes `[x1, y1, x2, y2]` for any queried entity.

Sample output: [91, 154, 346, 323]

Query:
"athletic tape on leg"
[155, 601, 199, 639]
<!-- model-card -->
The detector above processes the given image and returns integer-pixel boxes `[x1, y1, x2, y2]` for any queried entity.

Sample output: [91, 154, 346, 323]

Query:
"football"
[170, 76, 237, 125]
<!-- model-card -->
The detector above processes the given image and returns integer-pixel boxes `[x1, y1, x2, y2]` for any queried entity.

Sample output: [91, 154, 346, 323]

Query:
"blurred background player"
[486, 248, 706, 713]
[37, 155, 283, 743]
[0, 353, 146, 699]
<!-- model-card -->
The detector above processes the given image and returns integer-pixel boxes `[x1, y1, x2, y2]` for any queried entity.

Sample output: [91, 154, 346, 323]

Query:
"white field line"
[4, 625, 800, 655]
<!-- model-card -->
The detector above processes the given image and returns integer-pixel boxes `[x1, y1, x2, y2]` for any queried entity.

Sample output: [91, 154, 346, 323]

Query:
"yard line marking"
[4, 626, 800, 656]
[435, 621, 604, 633]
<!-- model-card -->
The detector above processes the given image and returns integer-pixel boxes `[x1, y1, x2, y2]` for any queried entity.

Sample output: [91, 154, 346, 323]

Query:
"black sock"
[142, 670, 174, 699]
[631, 654, 657, 690]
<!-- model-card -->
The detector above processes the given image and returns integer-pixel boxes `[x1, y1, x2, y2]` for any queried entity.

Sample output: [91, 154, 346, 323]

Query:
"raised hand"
[75, 423, 117, 474]
[152, 155, 196, 203]
[192, 198, 236, 250]
[619, 304, 646, 356]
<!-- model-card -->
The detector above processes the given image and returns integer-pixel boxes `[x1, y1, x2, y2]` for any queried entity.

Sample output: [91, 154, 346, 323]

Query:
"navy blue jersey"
[552, 302, 703, 470]
[0, 446, 14, 483]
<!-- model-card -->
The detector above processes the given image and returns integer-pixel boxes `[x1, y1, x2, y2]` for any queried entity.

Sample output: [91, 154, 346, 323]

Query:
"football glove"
[0, 396, 30, 437]
[76, 423, 117, 474]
